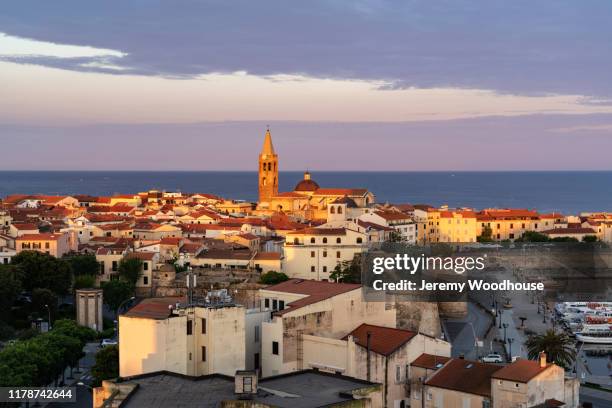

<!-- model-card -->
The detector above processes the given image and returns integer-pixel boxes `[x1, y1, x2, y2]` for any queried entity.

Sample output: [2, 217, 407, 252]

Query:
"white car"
[481, 353, 503, 363]
[100, 338, 118, 347]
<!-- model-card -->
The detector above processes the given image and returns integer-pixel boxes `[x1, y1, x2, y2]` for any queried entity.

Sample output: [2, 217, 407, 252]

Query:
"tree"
[477, 225, 494, 242]
[91, 345, 119, 386]
[118, 257, 143, 286]
[387, 230, 404, 243]
[102, 280, 134, 314]
[516, 231, 549, 242]
[525, 329, 576, 369]
[259, 271, 289, 285]
[329, 255, 362, 283]
[582, 235, 598, 242]
[0, 266, 21, 322]
[66, 254, 100, 276]
[32, 288, 58, 321]
[74, 274, 96, 289]
[11, 251, 72, 295]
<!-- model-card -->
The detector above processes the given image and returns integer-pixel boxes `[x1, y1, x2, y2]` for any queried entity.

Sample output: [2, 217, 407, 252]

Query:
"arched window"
[357, 237, 363, 243]
[330, 206, 335, 214]
[262, 177, 267, 186]
[268, 163, 272, 171]
[336, 237, 341, 244]
[323, 237, 328, 243]
[310, 237, 315, 244]
[293, 238, 299, 244]
[337, 206, 343, 214]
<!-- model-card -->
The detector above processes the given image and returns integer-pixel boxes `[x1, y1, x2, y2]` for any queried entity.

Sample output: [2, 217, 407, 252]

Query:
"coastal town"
[0, 130, 611, 408]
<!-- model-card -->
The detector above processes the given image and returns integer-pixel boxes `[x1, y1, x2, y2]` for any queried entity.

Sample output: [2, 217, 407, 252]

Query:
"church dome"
[294, 171, 320, 192]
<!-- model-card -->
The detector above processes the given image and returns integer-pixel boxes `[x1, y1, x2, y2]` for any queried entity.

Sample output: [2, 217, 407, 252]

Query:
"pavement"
[579, 386, 612, 408]
[442, 301, 494, 360]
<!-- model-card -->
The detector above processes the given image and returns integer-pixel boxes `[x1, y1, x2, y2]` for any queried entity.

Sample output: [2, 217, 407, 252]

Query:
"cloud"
[550, 124, 612, 133]
[1, 1, 612, 97]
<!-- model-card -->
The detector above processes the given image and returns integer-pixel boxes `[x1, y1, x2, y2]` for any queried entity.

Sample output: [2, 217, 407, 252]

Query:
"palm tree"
[525, 329, 576, 369]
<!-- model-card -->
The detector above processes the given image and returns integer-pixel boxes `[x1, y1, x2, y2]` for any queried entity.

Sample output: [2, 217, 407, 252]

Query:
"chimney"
[235, 370, 258, 400]
[539, 351, 547, 368]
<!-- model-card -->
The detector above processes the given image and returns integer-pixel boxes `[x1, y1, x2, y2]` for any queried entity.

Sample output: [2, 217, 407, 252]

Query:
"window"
[243, 376, 253, 392]
[254, 325, 260, 342]
[336, 251, 341, 258]
[323, 266, 327, 273]
[356, 237, 363, 243]
[310, 237, 315, 244]
[337, 206, 343, 214]
[293, 238, 299, 244]
[143, 262, 148, 271]
[311, 266, 315, 272]
[510, 223, 514, 229]
[396, 365, 401, 382]
[143, 276, 148, 285]
[336, 237, 341, 244]
[202, 318, 207, 334]
[323, 251, 327, 257]
[330, 206, 335, 214]
[187, 320, 193, 335]
[311, 251, 315, 258]
[202, 346, 206, 362]
[279, 300, 284, 310]
[112, 261, 118, 271]
[322, 237, 327, 243]
[264, 298, 270, 308]
[272, 341, 279, 355]
[272, 299, 278, 310]
[45, 242, 50, 249]
[482, 400, 491, 408]
[509, 233, 515, 239]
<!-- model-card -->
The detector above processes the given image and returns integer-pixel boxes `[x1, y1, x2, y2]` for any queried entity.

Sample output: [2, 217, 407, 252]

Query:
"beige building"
[119, 297, 246, 378]
[96, 246, 129, 283]
[302, 324, 451, 408]
[414, 208, 478, 244]
[359, 211, 416, 243]
[259, 279, 396, 377]
[133, 222, 181, 241]
[16, 232, 73, 258]
[418, 355, 579, 408]
[283, 227, 367, 281]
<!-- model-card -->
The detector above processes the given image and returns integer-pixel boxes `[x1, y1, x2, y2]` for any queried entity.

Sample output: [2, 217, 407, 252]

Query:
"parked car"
[100, 338, 117, 348]
[481, 353, 503, 363]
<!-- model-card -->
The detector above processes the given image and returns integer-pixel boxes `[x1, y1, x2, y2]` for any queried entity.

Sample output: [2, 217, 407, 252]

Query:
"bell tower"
[258, 127, 278, 203]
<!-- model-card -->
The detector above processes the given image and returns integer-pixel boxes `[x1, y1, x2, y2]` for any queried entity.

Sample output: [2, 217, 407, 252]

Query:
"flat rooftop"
[119, 370, 379, 408]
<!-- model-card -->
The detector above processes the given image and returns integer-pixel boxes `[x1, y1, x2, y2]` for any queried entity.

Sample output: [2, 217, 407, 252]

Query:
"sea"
[0, 171, 611, 214]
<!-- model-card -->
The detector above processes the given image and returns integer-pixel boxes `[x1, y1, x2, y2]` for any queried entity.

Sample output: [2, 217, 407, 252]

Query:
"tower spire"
[261, 127, 275, 156]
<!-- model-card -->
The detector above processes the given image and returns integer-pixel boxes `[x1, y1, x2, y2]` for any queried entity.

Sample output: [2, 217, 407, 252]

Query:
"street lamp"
[502, 323, 509, 343]
[44, 304, 52, 330]
[542, 304, 547, 324]
[498, 309, 503, 329]
[507, 338, 515, 362]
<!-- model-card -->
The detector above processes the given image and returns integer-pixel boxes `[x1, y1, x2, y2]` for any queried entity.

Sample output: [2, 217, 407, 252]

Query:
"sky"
[1, 0, 612, 170]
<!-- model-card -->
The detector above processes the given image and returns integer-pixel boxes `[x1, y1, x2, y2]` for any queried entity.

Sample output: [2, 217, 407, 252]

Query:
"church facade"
[256, 129, 375, 220]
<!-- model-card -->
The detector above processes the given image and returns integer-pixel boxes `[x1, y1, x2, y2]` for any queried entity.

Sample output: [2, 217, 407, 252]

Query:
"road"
[579, 386, 612, 408]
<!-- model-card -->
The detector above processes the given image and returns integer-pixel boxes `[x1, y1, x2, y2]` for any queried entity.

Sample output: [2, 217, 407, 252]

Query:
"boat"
[575, 324, 612, 344]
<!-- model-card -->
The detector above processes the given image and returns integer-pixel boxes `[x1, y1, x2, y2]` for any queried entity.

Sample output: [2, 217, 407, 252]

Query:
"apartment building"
[302, 324, 451, 408]
[259, 279, 396, 377]
[282, 227, 367, 281]
[359, 210, 416, 244]
[119, 297, 245, 378]
[414, 207, 478, 244]
[15, 232, 73, 258]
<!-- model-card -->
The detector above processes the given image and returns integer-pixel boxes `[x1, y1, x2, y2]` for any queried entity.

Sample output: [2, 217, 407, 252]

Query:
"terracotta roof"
[253, 252, 281, 261]
[160, 237, 183, 245]
[313, 188, 368, 196]
[275, 191, 309, 198]
[343, 324, 417, 356]
[540, 213, 564, 219]
[237, 233, 258, 240]
[541, 227, 596, 235]
[17, 233, 65, 241]
[357, 220, 394, 232]
[478, 209, 539, 220]
[440, 210, 477, 218]
[294, 179, 320, 192]
[411, 353, 451, 370]
[11, 223, 38, 230]
[197, 248, 252, 260]
[492, 359, 551, 383]
[331, 195, 358, 208]
[127, 251, 157, 261]
[424, 358, 500, 397]
[264, 279, 360, 315]
[123, 297, 186, 319]
[374, 211, 411, 221]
